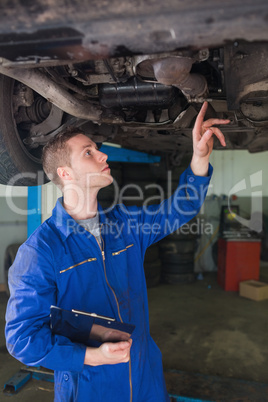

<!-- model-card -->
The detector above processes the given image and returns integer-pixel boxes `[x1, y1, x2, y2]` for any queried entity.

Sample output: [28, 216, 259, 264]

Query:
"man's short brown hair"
[42, 127, 86, 186]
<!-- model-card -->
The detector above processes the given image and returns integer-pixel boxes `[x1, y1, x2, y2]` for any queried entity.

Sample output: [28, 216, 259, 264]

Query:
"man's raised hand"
[191, 101, 230, 176]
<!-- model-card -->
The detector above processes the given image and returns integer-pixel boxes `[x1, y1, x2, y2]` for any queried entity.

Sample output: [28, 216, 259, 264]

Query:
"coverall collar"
[51, 197, 117, 241]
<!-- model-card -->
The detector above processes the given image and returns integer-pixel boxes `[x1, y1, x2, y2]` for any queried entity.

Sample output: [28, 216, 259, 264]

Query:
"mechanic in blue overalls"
[5, 102, 229, 401]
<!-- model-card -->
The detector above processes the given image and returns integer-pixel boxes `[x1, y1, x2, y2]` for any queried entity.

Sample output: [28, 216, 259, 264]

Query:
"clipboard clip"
[71, 309, 116, 322]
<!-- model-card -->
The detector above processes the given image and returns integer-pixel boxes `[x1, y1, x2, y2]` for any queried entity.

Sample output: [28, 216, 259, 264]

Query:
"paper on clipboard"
[50, 306, 135, 345]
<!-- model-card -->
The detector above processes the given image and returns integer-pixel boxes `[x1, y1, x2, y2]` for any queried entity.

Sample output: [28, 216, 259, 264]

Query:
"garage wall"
[1, 150, 266, 285]
[41, 182, 61, 223]
[195, 150, 268, 272]
[0, 186, 28, 284]
[208, 149, 268, 196]
[41, 149, 268, 220]
[204, 148, 268, 228]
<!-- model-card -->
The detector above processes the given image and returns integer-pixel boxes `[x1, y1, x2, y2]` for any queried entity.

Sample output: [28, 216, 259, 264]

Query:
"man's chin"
[100, 175, 114, 188]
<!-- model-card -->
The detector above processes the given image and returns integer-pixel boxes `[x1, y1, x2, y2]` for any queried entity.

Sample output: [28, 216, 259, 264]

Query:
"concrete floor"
[150, 267, 268, 385]
[1, 265, 268, 401]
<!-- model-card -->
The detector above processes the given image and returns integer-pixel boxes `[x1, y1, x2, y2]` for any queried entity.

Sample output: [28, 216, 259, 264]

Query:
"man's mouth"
[101, 165, 110, 172]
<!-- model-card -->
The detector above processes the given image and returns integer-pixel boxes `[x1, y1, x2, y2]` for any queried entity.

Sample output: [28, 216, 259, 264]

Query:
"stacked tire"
[152, 158, 198, 284]
[122, 163, 162, 287]
[159, 222, 197, 284]
[144, 244, 162, 288]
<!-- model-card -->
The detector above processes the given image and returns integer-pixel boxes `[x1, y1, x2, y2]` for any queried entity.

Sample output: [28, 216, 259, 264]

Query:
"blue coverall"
[5, 164, 212, 401]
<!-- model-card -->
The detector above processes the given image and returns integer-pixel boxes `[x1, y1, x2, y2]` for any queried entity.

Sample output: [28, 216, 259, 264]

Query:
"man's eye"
[85, 150, 91, 156]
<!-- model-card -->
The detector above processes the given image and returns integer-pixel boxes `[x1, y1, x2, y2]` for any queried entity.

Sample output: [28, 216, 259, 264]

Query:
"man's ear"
[57, 167, 72, 181]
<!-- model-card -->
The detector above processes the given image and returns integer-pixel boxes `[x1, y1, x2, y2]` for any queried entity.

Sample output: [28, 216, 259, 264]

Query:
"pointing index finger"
[193, 101, 208, 134]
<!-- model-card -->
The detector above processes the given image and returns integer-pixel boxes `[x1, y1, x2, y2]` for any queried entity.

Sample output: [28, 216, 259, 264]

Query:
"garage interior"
[0, 147, 268, 401]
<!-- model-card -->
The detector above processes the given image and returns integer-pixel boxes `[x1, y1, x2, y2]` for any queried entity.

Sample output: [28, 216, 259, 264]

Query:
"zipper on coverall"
[90, 227, 133, 402]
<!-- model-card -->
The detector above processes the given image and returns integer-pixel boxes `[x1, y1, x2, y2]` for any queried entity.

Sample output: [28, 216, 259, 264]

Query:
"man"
[5, 102, 229, 401]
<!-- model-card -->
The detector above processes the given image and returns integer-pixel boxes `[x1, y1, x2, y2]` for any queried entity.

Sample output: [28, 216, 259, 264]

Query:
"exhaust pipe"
[136, 56, 207, 98]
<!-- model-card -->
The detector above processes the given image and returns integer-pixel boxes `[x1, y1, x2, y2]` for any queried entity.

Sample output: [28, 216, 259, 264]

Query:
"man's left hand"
[191, 101, 230, 176]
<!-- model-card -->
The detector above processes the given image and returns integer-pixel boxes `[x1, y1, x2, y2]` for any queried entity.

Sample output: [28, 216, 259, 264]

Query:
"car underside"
[0, 0, 267, 185]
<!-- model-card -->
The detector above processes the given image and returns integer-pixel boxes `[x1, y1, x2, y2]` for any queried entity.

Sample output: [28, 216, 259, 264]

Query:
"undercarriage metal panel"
[0, 1, 268, 62]
[224, 42, 268, 110]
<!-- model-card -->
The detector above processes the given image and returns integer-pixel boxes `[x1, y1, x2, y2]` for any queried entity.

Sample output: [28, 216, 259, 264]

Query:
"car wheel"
[0, 75, 53, 186]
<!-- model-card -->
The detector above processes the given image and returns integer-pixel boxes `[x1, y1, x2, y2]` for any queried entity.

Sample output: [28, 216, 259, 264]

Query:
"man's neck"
[62, 187, 99, 220]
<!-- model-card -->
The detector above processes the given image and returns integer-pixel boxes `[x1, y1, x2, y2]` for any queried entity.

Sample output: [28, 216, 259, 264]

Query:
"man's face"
[62, 134, 113, 190]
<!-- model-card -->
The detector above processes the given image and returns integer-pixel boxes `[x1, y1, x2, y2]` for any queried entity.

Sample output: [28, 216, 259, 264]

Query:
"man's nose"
[96, 149, 108, 163]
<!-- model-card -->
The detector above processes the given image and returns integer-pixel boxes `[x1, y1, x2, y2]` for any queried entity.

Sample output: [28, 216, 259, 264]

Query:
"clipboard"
[50, 305, 135, 345]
